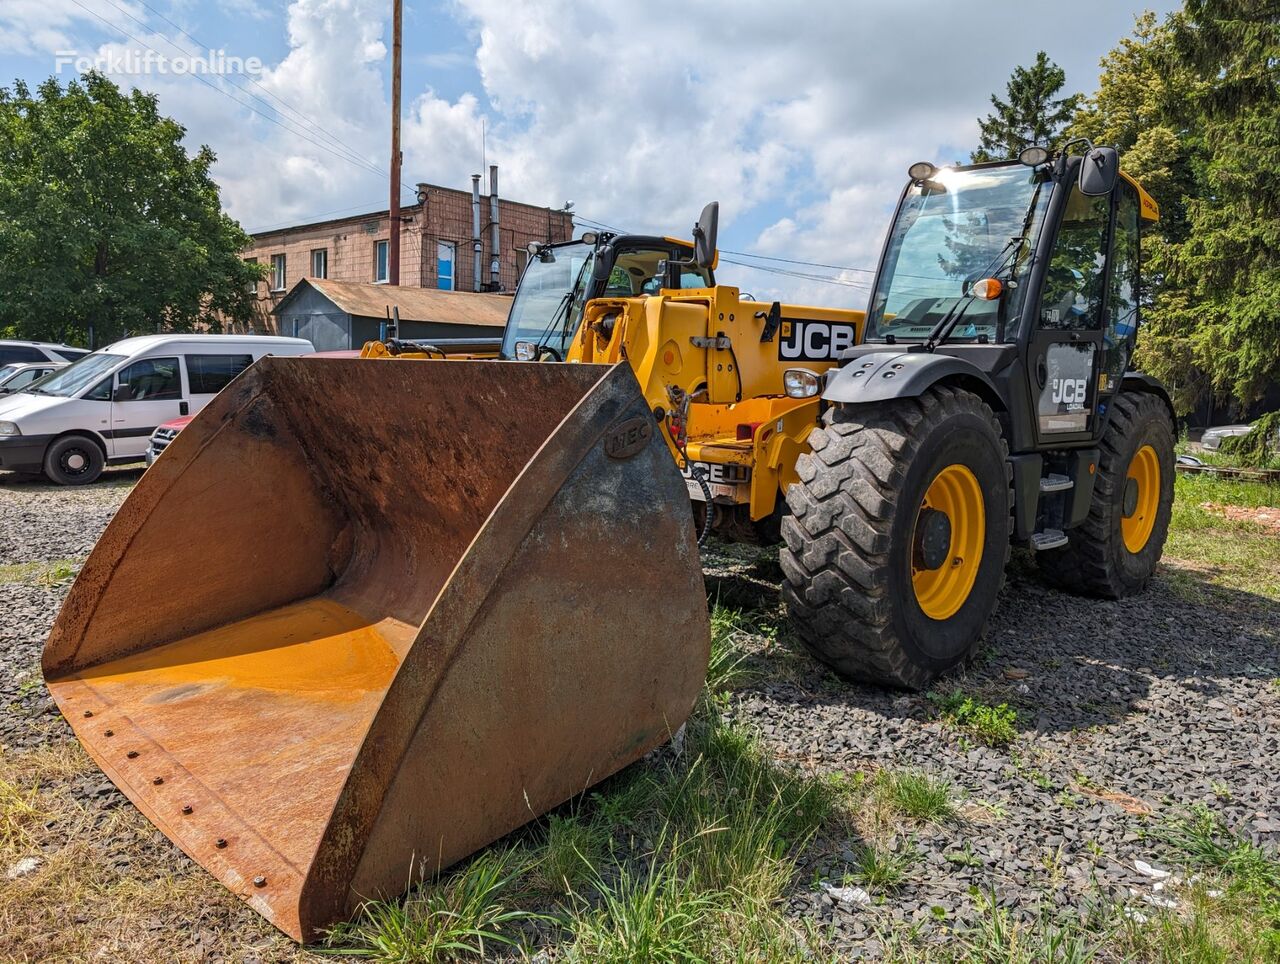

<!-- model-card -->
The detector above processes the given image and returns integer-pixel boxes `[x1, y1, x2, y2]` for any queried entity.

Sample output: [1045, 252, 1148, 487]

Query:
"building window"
[437, 241, 456, 291]
[374, 240, 389, 283]
[244, 257, 259, 294]
[311, 248, 328, 279]
[270, 253, 286, 291]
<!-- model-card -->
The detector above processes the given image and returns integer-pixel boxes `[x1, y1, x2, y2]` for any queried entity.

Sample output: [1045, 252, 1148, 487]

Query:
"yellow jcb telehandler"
[43, 140, 1174, 939]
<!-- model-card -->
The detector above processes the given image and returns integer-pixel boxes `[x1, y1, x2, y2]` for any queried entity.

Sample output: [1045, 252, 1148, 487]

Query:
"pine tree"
[971, 52, 1081, 162]
[1157, 0, 1280, 410]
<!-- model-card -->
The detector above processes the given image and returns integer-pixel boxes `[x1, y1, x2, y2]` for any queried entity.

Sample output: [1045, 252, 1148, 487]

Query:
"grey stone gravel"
[704, 541, 1279, 954]
[0, 468, 138, 564]
[2, 472, 1276, 959]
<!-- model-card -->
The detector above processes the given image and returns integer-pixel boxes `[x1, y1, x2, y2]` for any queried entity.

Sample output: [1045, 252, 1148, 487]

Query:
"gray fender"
[822, 350, 1000, 406]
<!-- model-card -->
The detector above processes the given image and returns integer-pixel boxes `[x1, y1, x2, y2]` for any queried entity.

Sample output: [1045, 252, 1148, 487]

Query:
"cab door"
[1026, 181, 1113, 444]
[109, 356, 186, 458]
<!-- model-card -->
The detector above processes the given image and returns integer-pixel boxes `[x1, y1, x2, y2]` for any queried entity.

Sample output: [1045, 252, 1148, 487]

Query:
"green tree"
[0, 72, 262, 347]
[1067, 13, 1207, 410]
[1158, 0, 1280, 411]
[971, 52, 1081, 162]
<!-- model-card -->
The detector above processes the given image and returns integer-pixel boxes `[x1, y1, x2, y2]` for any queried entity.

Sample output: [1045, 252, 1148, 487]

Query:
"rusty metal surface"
[44, 357, 710, 942]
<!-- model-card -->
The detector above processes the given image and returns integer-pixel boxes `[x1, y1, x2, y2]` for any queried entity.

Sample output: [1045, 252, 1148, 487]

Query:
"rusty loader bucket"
[41, 357, 709, 941]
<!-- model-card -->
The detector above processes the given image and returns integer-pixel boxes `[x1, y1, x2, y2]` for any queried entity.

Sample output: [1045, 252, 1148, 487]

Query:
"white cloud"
[1, 0, 1177, 304]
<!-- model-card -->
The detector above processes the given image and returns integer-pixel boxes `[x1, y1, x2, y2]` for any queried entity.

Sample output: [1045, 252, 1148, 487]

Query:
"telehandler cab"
[42, 140, 1173, 939]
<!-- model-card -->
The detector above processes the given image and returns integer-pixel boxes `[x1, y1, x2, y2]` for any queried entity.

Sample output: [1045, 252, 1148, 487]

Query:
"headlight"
[783, 368, 822, 399]
[0, 421, 20, 437]
[514, 341, 537, 361]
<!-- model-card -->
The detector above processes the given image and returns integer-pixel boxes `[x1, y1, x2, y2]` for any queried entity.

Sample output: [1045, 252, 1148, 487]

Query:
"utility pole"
[388, 0, 402, 286]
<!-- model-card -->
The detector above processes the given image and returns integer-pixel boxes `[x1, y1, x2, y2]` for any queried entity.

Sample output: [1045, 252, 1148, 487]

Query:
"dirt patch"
[1200, 501, 1280, 531]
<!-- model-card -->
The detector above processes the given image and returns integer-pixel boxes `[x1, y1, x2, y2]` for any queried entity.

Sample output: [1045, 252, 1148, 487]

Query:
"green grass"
[323, 699, 844, 961]
[324, 846, 547, 960]
[1114, 805, 1280, 961]
[846, 841, 921, 892]
[870, 769, 957, 824]
[706, 602, 759, 695]
[928, 689, 1020, 746]
[1164, 474, 1280, 600]
[0, 557, 84, 586]
[524, 813, 609, 899]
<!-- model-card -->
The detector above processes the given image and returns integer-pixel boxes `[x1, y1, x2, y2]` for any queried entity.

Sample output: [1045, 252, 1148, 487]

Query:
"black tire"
[1038, 391, 1174, 598]
[43, 435, 105, 486]
[781, 385, 1012, 690]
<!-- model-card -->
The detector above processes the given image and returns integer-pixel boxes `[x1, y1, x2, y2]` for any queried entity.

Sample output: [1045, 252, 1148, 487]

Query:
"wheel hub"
[1122, 477, 1139, 517]
[913, 508, 952, 571]
[65, 452, 87, 472]
[911, 464, 985, 621]
[1121, 444, 1161, 553]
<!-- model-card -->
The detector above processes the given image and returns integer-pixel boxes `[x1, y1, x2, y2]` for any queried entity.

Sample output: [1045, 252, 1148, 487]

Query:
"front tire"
[43, 435, 105, 486]
[780, 385, 1011, 690]
[1038, 391, 1174, 597]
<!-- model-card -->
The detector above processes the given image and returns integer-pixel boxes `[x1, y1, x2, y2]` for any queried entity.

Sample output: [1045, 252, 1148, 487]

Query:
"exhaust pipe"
[489, 164, 501, 291]
[471, 174, 482, 292]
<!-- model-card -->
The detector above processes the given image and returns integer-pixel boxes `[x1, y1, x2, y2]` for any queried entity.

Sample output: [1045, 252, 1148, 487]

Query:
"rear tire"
[780, 386, 1011, 690]
[1038, 390, 1174, 598]
[43, 435, 105, 486]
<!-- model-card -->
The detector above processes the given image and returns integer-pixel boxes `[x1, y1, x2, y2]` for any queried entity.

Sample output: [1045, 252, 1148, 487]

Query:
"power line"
[720, 257, 871, 290]
[129, 0, 372, 165]
[68, 0, 395, 182]
[719, 249, 877, 275]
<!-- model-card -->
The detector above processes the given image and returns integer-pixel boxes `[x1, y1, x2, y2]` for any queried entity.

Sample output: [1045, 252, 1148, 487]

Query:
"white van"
[0, 334, 313, 484]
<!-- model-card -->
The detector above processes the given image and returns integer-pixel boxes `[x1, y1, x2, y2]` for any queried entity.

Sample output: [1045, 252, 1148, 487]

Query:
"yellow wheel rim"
[911, 464, 985, 621]
[1121, 444, 1160, 553]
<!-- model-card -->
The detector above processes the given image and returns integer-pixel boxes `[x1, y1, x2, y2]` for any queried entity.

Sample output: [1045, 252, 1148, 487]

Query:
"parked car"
[1201, 421, 1280, 451]
[144, 414, 194, 466]
[0, 361, 66, 394]
[0, 334, 314, 484]
[0, 340, 89, 366]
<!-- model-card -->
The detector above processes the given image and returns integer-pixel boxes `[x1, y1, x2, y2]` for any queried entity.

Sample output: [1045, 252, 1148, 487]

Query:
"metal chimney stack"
[489, 164, 501, 291]
[471, 174, 483, 293]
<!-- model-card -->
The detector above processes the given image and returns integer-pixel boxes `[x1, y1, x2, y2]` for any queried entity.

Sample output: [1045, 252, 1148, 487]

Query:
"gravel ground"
[2, 469, 1277, 960]
[704, 542, 1280, 953]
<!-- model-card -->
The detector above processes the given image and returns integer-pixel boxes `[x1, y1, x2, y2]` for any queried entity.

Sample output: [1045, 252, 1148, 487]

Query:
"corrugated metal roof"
[273, 279, 511, 328]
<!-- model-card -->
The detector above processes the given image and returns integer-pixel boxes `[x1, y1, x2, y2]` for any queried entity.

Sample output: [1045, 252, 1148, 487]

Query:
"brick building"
[240, 167, 573, 332]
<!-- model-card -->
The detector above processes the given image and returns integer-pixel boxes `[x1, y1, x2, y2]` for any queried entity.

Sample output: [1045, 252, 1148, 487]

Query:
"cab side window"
[1040, 186, 1110, 331]
[116, 357, 182, 401]
[1103, 185, 1141, 381]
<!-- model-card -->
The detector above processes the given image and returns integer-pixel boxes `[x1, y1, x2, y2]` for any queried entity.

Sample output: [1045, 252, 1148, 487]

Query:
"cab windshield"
[866, 164, 1054, 343]
[500, 239, 712, 359]
[22, 352, 123, 397]
[500, 241, 595, 359]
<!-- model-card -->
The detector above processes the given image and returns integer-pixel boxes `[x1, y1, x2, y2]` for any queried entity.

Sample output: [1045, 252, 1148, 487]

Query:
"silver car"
[0, 361, 66, 394]
[1201, 422, 1277, 451]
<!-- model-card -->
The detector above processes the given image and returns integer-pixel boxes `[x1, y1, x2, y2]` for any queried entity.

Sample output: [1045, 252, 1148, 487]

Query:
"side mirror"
[591, 245, 614, 281]
[1078, 146, 1119, 197]
[693, 201, 719, 270]
[112, 384, 131, 402]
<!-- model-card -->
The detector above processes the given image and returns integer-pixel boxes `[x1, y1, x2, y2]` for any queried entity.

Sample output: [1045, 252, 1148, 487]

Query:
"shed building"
[272, 279, 511, 352]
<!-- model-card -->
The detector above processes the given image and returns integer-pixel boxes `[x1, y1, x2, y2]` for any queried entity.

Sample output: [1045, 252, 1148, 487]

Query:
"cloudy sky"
[1, 0, 1176, 306]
